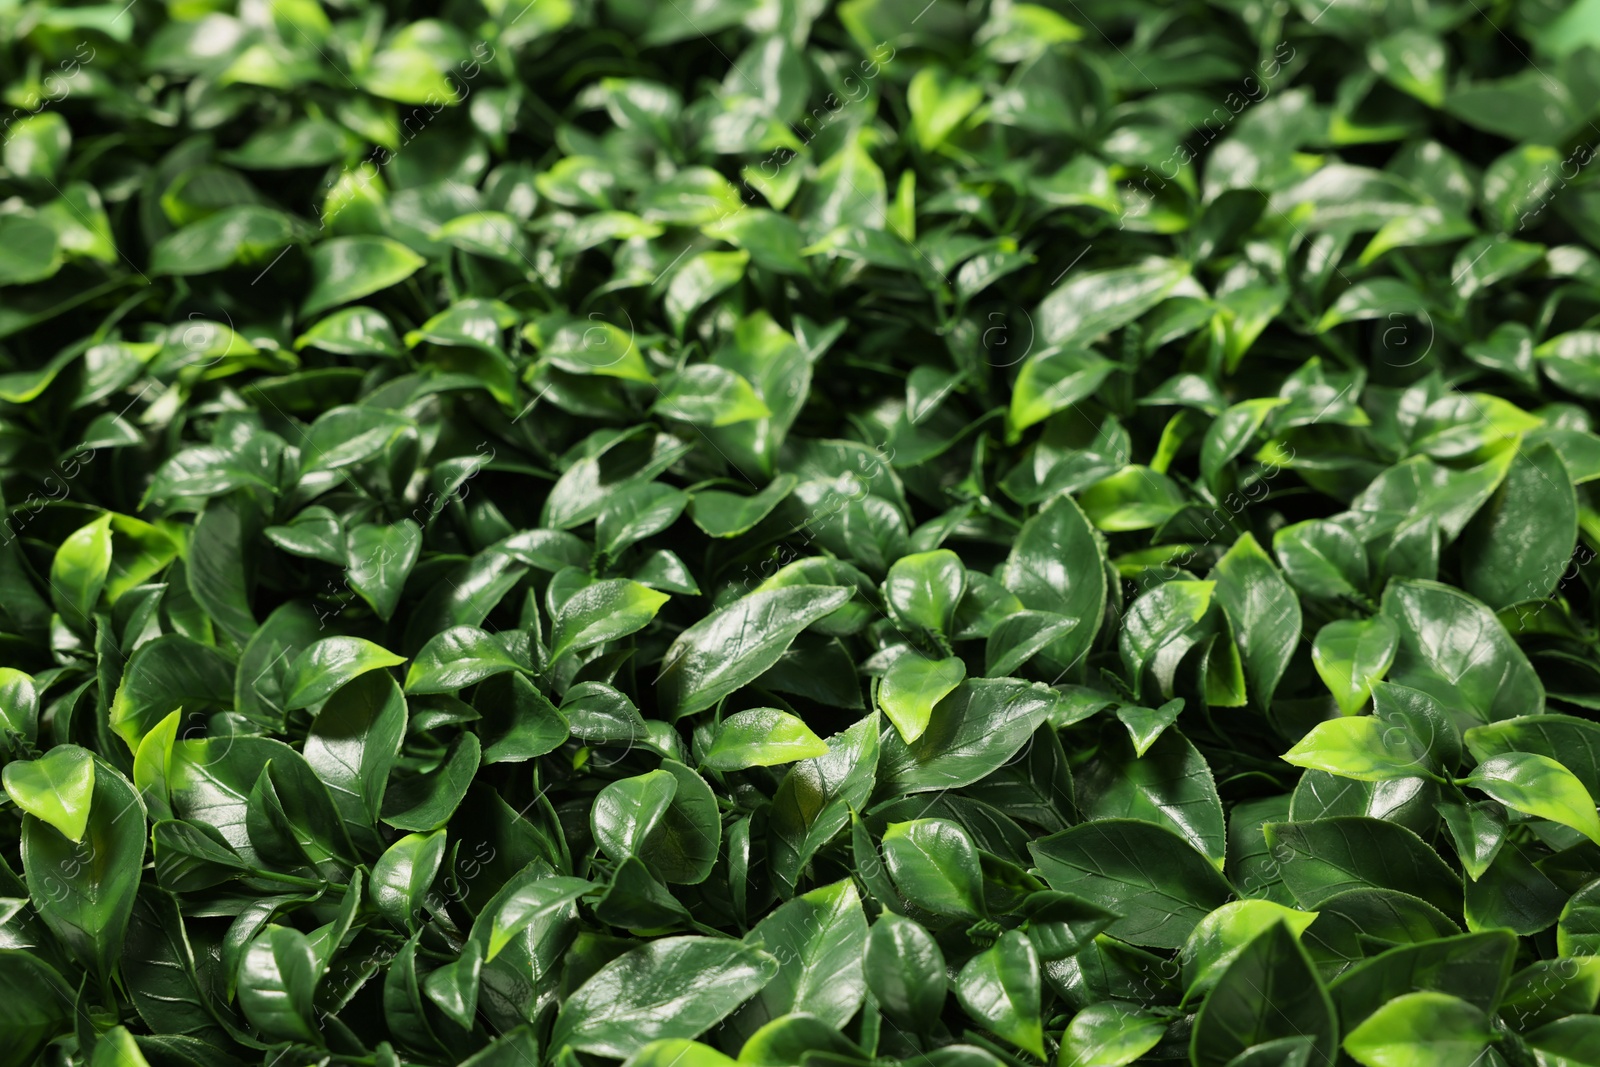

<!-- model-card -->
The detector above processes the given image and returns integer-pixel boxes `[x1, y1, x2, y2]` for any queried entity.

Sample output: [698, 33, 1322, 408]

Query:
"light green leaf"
[702, 708, 829, 771]
[878, 654, 965, 744]
[3, 745, 94, 842]
[1462, 752, 1600, 845]
[1342, 992, 1490, 1067]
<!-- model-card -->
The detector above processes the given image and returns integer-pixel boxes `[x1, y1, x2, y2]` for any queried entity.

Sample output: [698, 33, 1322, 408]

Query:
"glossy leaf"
[878, 653, 966, 744]
[1311, 615, 1399, 716]
[283, 636, 406, 711]
[702, 708, 828, 771]
[22, 761, 146, 981]
[882, 818, 987, 919]
[3, 744, 94, 842]
[656, 585, 852, 716]
[865, 914, 947, 1032]
[1342, 992, 1490, 1067]
[550, 937, 778, 1058]
[954, 930, 1044, 1058]
[1030, 820, 1233, 949]
[1462, 753, 1600, 845]
[1190, 922, 1336, 1067]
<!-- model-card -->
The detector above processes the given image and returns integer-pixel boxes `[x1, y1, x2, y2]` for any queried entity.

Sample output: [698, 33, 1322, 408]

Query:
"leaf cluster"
[8, 1, 1600, 1066]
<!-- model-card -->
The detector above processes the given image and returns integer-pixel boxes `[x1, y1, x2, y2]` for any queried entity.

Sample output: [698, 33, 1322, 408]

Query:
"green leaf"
[865, 914, 947, 1032]
[1119, 580, 1215, 699]
[550, 579, 670, 663]
[1437, 797, 1507, 881]
[689, 475, 798, 538]
[1190, 922, 1337, 1067]
[882, 818, 987, 919]
[702, 708, 828, 771]
[1326, 931, 1515, 1028]
[1030, 820, 1233, 949]
[1461, 752, 1600, 845]
[1180, 900, 1320, 1000]
[1538, 331, 1600, 398]
[0, 215, 60, 285]
[1036, 258, 1191, 347]
[1311, 615, 1399, 716]
[4, 112, 70, 181]
[536, 315, 654, 383]
[283, 636, 406, 711]
[1460, 443, 1577, 609]
[1008, 346, 1117, 440]
[1002, 495, 1107, 674]
[656, 585, 852, 717]
[652, 365, 771, 426]
[593, 760, 720, 884]
[623, 1041, 737, 1067]
[769, 715, 880, 895]
[304, 670, 407, 840]
[955, 930, 1044, 1058]
[110, 632, 236, 748]
[151, 205, 299, 275]
[878, 654, 965, 744]
[478, 672, 569, 763]
[370, 830, 447, 931]
[1273, 520, 1369, 602]
[1463, 714, 1600, 797]
[1077, 725, 1226, 868]
[884, 549, 966, 636]
[3, 744, 94, 842]
[703, 210, 807, 275]
[468, 865, 594, 964]
[878, 679, 1058, 794]
[593, 769, 677, 866]
[405, 626, 525, 693]
[1200, 398, 1286, 491]
[1058, 1001, 1168, 1067]
[1281, 716, 1432, 782]
[908, 66, 984, 150]
[345, 520, 422, 622]
[0, 668, 39, 744]
[295, 306, 403, 356]
[984, 610, 1078, 677]
[238, 925, 321, 1043]
[302, 236, 426, 316]
[1211, 533, 1301, 709]
[0, 950, 74, 1067]
[550, 937, 779, 1058]
[664, 250, 749, 334]
[50, 513, 112, 628]
[1116, 699, 1184, 756]
[728, 879, 868, 1041]
[89, 1026, 152, 1067]
[380, 733, 481, 832]
[1380, 579, 1543, 723]
[1342, 992, 1490, 1067]
[1368, 30, 1447, 107]
[21, 760, 145, 981]
[1263, 817, 1460, 914]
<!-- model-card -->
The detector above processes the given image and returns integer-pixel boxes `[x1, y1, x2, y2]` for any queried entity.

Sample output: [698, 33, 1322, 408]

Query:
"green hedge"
[4, 1, 1600, 1065]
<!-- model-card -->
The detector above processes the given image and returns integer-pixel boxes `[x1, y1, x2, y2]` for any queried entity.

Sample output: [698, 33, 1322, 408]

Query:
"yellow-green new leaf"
[1462, 752, 1600, 845]
[1281, 716, 1431, 782]
[1312, 615, 1399, 716]
[3, 745, 94, 842]
[702, 709, 828, 771]
[879, 654, 966, 744]
[1343, 992, 1491, 1067]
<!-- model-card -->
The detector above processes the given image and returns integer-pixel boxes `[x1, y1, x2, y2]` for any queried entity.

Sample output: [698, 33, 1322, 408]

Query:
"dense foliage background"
[9, 0, 1600, 1064]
